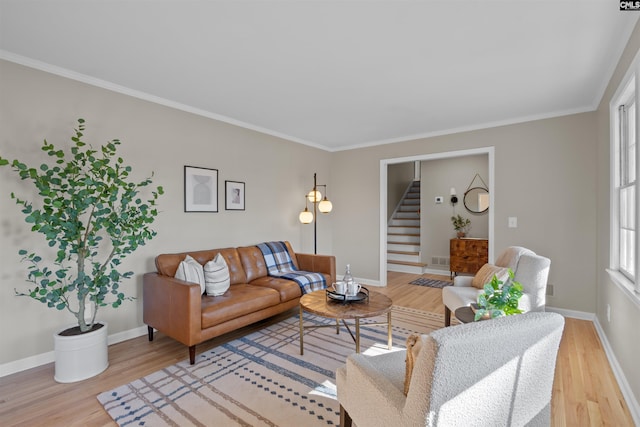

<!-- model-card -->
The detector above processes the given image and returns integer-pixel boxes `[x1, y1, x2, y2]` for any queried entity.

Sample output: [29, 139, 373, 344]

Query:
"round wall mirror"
[464, 187, 489, 213]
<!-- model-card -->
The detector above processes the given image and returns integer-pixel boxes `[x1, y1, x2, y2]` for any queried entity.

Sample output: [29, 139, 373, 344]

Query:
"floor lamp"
[299, 173, 332, 254]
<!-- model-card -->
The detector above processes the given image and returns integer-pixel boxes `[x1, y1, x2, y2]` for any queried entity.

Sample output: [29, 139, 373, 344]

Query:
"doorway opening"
[379, 147, 495, 286]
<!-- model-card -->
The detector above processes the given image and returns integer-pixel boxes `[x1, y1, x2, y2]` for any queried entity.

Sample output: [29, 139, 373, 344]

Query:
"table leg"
[299, 306, 304, 355]
[355, 318, 360, 353]
[387, 311, 392, 350]
[336, 319, 340, 334]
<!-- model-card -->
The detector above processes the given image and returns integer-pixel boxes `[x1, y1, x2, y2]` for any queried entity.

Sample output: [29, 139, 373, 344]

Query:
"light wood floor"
[0, 272, 634, 426]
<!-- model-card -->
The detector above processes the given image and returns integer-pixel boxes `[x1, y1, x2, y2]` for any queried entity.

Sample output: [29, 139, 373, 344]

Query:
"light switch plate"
[435, 196, 443, 204]
[508, 217, 518, 228]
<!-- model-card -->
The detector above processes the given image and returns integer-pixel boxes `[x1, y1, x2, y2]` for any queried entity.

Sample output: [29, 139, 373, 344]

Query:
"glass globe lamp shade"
[318, 198, 333, 213]
[299, 208, 313, 224]
[307, 190, 322, 203]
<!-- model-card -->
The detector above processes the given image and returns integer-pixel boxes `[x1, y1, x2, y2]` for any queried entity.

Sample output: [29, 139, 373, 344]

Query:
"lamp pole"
[299, 172, 331, 254]
[313, 172, 318, 254]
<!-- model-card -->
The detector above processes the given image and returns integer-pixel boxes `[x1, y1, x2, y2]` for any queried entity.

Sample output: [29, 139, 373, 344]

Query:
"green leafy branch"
[474, 269, 523, 321]
[0, 119, 164, 332]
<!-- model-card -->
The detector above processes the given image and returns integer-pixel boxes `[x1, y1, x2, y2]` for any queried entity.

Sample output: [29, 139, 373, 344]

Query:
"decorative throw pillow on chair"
[204, 252, 231, 296]
[174, 254, 206, 294]
[404, 333, 423, 395]
[471, 263, 510, 289]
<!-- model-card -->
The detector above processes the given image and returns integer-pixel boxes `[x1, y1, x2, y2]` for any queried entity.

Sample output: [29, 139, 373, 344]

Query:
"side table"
[454, 306, 476, 324]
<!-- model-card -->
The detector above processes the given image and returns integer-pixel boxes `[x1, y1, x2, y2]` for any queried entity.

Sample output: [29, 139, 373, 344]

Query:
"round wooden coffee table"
[298, 289, 393, 355]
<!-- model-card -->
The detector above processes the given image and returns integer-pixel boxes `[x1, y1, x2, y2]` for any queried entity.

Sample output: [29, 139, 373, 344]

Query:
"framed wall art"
[184, 166, 218, 212]
[225, 180, 245, 211]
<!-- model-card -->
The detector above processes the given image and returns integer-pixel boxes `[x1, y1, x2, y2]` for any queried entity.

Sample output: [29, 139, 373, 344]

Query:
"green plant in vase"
[474, 269, 523, 321]
[451, 214, 471, 237]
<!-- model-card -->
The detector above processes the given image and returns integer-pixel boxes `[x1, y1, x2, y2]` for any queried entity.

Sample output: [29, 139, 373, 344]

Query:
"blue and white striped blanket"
[257, 241, 326, 294]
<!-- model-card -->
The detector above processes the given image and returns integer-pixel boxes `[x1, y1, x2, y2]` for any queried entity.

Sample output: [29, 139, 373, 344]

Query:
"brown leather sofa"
[143, 241, 336, 364]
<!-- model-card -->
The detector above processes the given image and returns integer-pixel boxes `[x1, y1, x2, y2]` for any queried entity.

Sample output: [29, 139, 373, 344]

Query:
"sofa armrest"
[337, 352, 406, 425]
[295, 253, 336, 284]
[143, 272, 202, 346]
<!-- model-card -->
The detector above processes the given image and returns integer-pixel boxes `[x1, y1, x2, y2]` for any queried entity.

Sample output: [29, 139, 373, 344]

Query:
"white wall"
[387, 162, 414, 221]
[420, 155, 489, 271]
[0, 60, 331, 366]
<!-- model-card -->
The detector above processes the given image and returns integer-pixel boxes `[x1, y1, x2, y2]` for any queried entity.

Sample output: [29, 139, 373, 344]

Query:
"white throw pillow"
[204, 253, 231, 296]
[175, 254, 205, 294]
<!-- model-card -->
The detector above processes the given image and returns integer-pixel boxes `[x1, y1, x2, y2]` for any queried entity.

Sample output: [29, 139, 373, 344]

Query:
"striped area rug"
[409, 277, 452, 288]
[97, 306, 443, 426]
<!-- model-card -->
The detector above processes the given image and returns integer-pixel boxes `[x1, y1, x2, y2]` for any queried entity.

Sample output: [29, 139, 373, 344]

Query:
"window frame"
[609, 65, 640, 302]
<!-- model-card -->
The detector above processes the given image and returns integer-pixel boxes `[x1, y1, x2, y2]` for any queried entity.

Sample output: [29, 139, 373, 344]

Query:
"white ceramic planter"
[54, 321, 108, 383]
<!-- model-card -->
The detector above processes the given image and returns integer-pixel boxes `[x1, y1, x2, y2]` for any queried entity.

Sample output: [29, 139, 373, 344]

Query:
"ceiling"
[1, 1, 638, 152]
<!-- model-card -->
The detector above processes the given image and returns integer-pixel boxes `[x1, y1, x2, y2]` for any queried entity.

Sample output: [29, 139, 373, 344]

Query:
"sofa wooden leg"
[445, 306, 451, 327]
[147, 326, 154, 341]
[189, 345, 196, 365]
[340, 405, 353, 427]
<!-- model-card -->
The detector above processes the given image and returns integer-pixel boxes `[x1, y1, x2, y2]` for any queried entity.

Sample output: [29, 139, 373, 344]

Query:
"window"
[618, 97, 636, 279]
[611, 73, 640, 297]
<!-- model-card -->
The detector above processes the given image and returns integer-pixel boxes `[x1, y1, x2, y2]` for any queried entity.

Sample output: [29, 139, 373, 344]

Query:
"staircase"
[387, 181, 428, 274]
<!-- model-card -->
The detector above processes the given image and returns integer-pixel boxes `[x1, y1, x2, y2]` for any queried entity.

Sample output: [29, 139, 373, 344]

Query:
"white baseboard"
[423, 267, 453, 276]
[108, 325, 148, 346]
[592, 316, 640, 426]
[545, 306, 596, 321]
[0, 325, 148, 378]
[0, 350, 55, 378]
[340, 275, 382, 287]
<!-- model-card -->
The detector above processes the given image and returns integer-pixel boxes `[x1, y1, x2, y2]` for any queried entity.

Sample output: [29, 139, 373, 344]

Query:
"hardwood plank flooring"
[0, 271, 634, 426]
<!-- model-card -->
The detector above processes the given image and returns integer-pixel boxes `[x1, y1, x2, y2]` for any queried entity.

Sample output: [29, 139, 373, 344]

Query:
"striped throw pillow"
[174, 254, 205, 294]
[204, 253, 230, 296]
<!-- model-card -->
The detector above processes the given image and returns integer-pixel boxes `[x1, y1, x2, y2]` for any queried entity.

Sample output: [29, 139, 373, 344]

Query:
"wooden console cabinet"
[450, 238, 488, 278]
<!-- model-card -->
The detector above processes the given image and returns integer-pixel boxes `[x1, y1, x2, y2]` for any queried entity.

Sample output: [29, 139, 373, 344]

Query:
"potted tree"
[0, 119, 163, 382]
[451, 214, 471, 238]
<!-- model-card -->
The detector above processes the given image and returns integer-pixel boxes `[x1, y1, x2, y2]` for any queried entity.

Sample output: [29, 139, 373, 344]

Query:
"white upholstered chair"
[442, 246, 551, 326]
[336, 311, 565, 427]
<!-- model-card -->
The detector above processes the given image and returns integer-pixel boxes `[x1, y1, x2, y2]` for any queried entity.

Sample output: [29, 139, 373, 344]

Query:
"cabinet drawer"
[450, 238, 488, 275]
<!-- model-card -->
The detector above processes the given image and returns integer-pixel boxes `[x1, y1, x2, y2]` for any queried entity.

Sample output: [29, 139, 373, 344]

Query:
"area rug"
[97, 306, 442, 426]
[409, 277, 452, 288]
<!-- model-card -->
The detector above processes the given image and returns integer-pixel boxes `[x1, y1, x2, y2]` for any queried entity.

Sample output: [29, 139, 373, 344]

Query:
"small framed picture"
[225, 181, 245, 211]
[184, 166, 218, 212]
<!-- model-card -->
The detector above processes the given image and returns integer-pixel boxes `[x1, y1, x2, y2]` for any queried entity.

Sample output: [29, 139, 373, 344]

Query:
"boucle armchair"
[442, 246, 551, 326]
[336, 312, 565, 427]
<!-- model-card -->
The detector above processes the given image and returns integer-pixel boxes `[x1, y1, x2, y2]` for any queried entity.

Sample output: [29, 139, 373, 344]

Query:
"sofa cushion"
[248, 276, 303, 302]
[471, 263, 510, 289]
[204, 253, 231, 296]
[238, 245, 269, 282]
[201, 284, 281, 329]
[174, 255, 205, 294]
